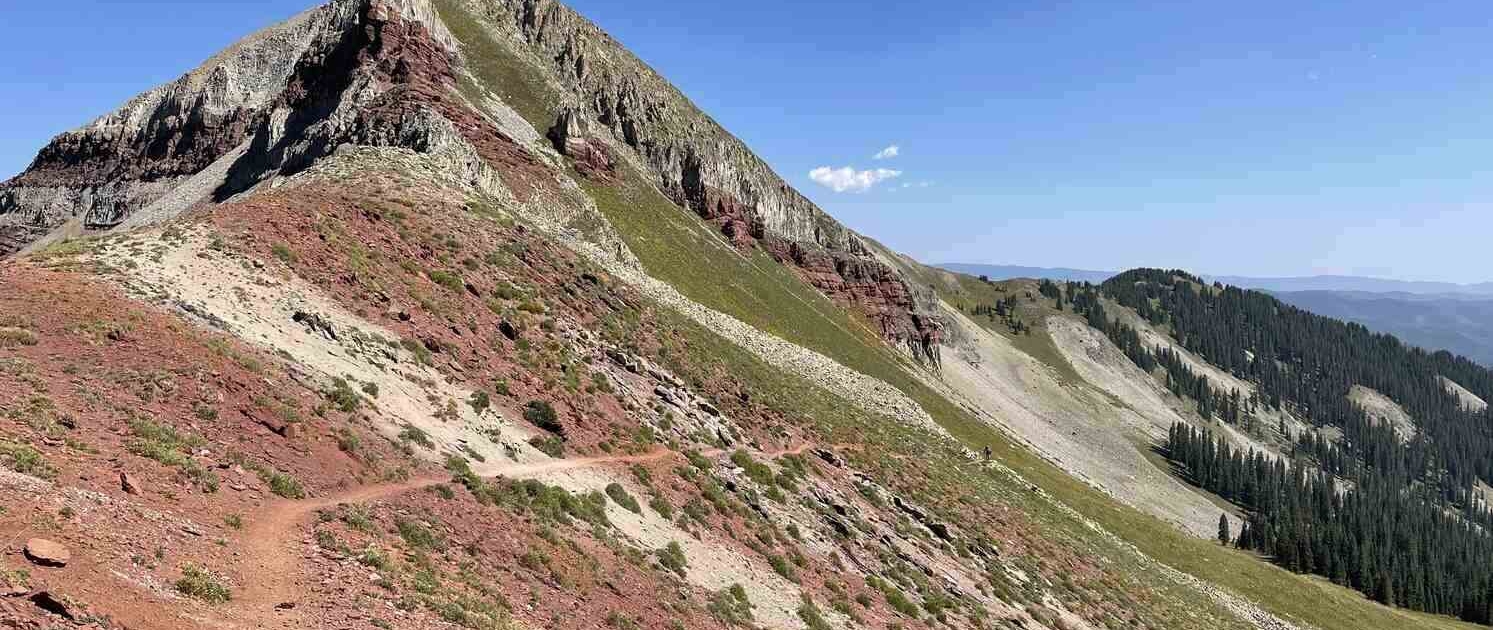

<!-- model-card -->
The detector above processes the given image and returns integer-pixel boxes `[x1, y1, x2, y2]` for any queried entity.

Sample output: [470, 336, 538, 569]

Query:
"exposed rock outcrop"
[0, 1, 348, 251]
[0, 0, 518, 255]
[2, 0, 942, 366]
[23, 539, 70, 568]
[448, 0, 945, 363]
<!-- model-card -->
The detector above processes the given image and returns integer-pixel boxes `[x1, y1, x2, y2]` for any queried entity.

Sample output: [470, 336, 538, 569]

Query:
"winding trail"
[229, 444, 814, 627]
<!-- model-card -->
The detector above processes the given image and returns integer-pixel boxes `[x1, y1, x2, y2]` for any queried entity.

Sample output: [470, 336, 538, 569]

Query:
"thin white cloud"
[873, 145, 901, 160]
[809, 166, 902, 193]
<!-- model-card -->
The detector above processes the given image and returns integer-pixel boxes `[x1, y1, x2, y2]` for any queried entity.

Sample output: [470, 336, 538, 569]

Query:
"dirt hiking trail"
[230, 444, 812, 627]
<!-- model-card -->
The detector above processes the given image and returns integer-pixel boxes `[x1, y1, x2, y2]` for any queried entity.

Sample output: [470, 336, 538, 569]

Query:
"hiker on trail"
[983, 445, 992, 461]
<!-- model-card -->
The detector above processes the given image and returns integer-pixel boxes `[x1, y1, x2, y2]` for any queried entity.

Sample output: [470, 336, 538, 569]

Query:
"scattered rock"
[499, 320, 519, 341]
[282, 421, 305, 440]
[814, 448, 844, 467]
[119, 470, 143, 495]
[292, 310, 338, 341]
[23, 539, 69, 568]
[29, 591, 75, 619]
[246, 408, 291, 437]
[606, 348, 641, 373]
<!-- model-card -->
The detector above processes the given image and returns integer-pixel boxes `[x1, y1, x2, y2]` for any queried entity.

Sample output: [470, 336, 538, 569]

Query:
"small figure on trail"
[982, 445, 992, 461]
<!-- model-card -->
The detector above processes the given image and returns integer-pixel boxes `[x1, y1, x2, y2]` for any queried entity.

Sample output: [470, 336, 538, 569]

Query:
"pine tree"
[1096, 271, 1493, 622]
[1218, 513, 1231, 545]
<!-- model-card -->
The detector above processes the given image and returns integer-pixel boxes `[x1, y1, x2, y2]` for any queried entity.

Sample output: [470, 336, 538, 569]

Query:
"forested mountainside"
[1066, 269, 1493, 622]
[1273, 290, 1493, 369]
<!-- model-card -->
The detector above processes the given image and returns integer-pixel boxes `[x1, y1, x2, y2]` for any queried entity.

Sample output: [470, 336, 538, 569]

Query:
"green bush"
[397, 519, 444, 550]
[0, 441, 57, 480]
[400, 423, 434, 449]
[126, 418, 216, 490]
[731, 450, 776, 487]
[524, 400, 563, 435]
[797, 595, 832, 630]
[264, 471, 306, 499]
[768, 554, 798, 583]
[508, 479, 610, 528]
[657, 541, 688, 577]
[528, 435, 564, 458]
[649, 495, 675, 520]
[270, 243, 296, 264]
[685, 449, 714, 471]
[176, 565, 231, 603]
[359, 547, 392, 571]
[336, 428, 361, 453]
[605, 483, 641, 513]
[708, 584, 754, 626]
[429, 269, 465, 292]
[324, 377, 362, 413]
[878, 581, 920, 617]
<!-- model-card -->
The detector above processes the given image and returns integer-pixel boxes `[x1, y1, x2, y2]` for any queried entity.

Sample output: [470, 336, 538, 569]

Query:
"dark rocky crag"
[484, 0, 944, 362]
[0, 0, 942, 364]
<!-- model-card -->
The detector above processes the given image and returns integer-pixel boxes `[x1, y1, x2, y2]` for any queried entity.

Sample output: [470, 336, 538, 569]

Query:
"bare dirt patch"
[1348, 385, 1417, 442]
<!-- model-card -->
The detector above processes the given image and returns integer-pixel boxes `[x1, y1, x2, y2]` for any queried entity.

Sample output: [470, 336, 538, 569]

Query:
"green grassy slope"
[914, 265, 1483, 630]
[437, 5, 1481, 627]
[589, 164, 1478, 630]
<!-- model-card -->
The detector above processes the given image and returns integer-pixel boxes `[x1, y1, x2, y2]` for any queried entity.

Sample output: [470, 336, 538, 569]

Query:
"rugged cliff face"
[0, 0, 469, 252]
[0, 3, 347, 250]
[444, 0, 944, 361]
[0, 0, 940, 360]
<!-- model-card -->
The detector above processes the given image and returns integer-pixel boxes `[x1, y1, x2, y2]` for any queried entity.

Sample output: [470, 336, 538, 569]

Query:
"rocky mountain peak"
[0, 0, 942, 362]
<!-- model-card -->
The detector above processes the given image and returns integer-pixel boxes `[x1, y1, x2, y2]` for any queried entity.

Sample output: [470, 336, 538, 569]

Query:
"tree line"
[1167, 423, 1493, 622]
[1057, 269, 1493, 623]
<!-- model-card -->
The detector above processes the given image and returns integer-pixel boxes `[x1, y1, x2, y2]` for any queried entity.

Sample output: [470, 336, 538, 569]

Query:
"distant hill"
[1210, 275, 1493, 296]
[940, 263, 1493, 297]
[937, 263, 1116, 283]
[1272, 290, 1493, 367]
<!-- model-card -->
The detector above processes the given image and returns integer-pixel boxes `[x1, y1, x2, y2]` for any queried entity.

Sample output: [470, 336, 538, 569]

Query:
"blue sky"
[4, 1, 1493, 282]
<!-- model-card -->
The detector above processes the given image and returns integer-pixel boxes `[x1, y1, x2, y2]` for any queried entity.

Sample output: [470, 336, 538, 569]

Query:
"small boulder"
[29, 591, 75, 619]
[119, 470, 143, 495]
[23, 539, 69, 567]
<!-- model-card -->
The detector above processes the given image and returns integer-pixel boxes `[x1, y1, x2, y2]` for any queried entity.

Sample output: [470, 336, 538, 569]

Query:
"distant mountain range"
[940, 263, 1493, 366]
[1272, 290, 1493, 367]
[938, 263, 1493, 297]
[935, 264, 1117, 284]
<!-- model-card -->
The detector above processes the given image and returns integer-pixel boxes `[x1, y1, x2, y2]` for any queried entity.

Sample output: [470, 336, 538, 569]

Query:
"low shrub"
[524, 400, 563, 435]
[176, 565, 231, 603]
[657, 541, 688, 577]
[605, 483, 641, 513]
